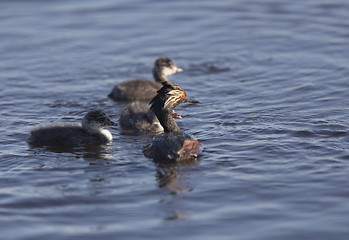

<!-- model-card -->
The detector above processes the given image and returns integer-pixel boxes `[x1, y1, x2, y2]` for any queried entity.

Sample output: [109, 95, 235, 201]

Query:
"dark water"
[1, 0, 349, 239]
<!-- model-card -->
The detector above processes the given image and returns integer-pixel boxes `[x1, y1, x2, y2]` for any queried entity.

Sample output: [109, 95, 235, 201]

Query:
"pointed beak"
[176, 67, 183, 73]
[107, 119, 118, 126]
[184, 96, 200, 103]
[172, 110, 182, 119]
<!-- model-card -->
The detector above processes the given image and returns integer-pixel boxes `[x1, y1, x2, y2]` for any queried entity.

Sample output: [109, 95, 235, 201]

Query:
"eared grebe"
[108, 57, 183, 101]
[143, 82, 202, 162]
[27, 110, 117, 147]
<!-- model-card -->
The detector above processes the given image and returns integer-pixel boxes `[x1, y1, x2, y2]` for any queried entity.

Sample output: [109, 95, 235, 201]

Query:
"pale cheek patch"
[163, 67, 177, 76]
[101, 129, 113, 141]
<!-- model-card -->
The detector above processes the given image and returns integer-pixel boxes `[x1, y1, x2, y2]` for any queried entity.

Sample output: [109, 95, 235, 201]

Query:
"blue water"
[1, 0, 349, 239]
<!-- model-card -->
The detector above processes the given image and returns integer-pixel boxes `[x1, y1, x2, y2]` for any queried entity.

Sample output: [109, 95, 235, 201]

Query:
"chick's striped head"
[150, 83, 199, 111]
[163, 86, 187, 109]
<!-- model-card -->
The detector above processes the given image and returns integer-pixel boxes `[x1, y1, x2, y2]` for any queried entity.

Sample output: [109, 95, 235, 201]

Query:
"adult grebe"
[27, 110, 117, 146]
[108, 57, 183, 101]
[143, 82, 202, 162]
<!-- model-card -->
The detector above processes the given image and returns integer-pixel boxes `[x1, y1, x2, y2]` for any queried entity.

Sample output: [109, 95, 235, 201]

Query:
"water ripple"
[1, 0, 349, 239]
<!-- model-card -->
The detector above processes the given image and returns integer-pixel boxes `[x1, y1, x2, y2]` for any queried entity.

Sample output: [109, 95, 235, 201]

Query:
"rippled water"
[1, 0, 349, 239]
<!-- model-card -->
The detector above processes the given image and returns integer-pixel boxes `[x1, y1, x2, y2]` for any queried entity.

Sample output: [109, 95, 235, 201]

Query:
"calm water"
[1, 0, 349, 239]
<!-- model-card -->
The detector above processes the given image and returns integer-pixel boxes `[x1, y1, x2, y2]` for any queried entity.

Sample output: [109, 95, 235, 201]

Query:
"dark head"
[82, 110, 117, 131]
[153, 57, 183, 83]
[150, 82, 199, 112]
[149, 83, 199, 132]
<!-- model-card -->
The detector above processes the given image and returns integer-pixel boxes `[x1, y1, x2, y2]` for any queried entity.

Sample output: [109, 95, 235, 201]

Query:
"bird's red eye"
[182, 93, 185, 98]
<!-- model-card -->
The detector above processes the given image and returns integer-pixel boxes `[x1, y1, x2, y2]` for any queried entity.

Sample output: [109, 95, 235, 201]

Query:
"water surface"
[1, 0, 349, 239]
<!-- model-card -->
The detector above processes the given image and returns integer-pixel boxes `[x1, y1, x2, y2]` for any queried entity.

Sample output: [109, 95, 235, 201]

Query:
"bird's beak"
[176, 67, 183, 73]
[184, 96, 200, 103]
[172, 110, 182, 119]
[109, 120, 118, 126]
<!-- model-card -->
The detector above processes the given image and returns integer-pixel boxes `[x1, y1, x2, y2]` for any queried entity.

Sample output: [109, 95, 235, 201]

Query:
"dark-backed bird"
[143, 82, 202, 162]
[108, 57, 183, 102]
[27, 110, 117, 147]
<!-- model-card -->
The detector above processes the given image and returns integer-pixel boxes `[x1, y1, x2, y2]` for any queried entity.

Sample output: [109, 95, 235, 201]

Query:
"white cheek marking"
[163, 68, 177, 76]
[101, 129, 113, 141]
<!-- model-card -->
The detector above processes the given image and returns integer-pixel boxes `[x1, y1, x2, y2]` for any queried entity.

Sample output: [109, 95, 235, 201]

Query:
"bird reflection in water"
[155, 159, 198, 221]
[81, 144, 114, 162]
[30, 143, 113, 163]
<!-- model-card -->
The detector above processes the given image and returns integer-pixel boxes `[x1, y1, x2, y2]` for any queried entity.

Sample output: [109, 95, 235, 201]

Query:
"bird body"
[143, 82, 202, 162]
[144, 131, 202, 161]
[27, 110, 117, 147]
[119, 101, 163, 134]
[28, 124, 112, 146]
[109, 80, 162, 102]
[108, 57, 183, 101]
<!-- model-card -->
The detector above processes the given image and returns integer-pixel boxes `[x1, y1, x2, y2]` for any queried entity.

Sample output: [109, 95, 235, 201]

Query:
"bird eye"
[181, 93, 185, 98]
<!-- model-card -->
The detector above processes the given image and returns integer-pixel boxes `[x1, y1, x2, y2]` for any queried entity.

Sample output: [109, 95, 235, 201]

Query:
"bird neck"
[82, 121, 102, 134]
[153, 109, 181, 133]
[83, 125, 100, 134]
[146, 109, 158, 123]
[153, 69, 169, 84]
